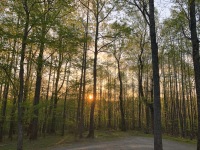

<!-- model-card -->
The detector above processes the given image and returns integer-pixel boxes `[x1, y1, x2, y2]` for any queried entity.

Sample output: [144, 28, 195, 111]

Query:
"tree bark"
[189, 1, 200, 149]
[149, 0, 163, 149]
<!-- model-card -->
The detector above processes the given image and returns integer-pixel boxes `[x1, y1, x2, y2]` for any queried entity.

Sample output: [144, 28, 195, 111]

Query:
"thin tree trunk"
[9, 47, 19, 140]
[79, 11, 89, 136]
[42, 56, 53, 136]
[0, 83, 9, 142]
[62, 62, 71, 136]
[17, 1, 30, 149]
[51, 38, 63, 134]
[87, 2, 99, 138]
[116, 59, 126, 131]
[30, 18, 46, 140]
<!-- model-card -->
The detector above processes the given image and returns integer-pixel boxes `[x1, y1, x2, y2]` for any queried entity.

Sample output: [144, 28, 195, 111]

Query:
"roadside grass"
[0, 130, 196, 150]
[162, 134, 196, 145]
[0, 134, 76, 150]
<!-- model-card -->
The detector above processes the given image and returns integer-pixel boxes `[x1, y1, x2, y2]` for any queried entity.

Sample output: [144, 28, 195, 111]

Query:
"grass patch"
[0, 134, 76, 150]
[162, 134, 196, 145]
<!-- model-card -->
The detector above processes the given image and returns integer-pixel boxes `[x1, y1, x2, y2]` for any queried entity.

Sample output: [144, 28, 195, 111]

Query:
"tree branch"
[181, 26, 192, 40]
[99, 5, 115, 23]
[98, 37, 117, 52]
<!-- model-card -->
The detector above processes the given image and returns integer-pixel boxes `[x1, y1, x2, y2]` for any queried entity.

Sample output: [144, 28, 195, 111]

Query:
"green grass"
[0, 134, 76, 150]
[162, 134, 196, 145]
[0, 130, 196, 150]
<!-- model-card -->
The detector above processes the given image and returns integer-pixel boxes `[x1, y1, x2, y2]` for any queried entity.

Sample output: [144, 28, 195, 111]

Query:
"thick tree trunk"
[149, 0, 162, 149]
[189, 1, 200, 149]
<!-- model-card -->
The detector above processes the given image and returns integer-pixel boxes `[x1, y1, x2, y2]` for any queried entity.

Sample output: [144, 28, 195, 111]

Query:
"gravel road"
[52, 136, 196, 150]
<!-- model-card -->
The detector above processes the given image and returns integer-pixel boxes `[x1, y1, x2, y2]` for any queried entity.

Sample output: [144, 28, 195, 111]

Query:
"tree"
[128, 0, 163, 149]
[17, 1, 30, 149]
[30, 0, 54, 140]
[77, 0, 90, 138]
[113, 40, 126, 131]
[149, 1, 163, 149]
[171, 0, 200, 147]
[79, 0, 116, 138]
[188, 0, 200, 149]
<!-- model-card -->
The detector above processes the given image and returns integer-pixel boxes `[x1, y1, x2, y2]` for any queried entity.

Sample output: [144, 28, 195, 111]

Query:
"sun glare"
[89, 95, 93, 101]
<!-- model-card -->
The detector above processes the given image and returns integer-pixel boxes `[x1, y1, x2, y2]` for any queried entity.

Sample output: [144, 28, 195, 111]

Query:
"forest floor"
[0, 130, 196, 150]
[52, 136, 196, 150]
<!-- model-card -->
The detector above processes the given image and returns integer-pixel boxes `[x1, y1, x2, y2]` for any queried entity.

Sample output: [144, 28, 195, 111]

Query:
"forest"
[0, 0, 199, 150]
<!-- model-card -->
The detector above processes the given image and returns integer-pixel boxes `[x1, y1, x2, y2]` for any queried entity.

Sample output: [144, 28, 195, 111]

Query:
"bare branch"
[99, 5, 115, 23]
[125, 0, 150, 25]
[98, 1, 106, 15]
[98, 37, 117, 52]
[78, 0, 95, 17]
[181, 26, 192, 40]
[0, 64, 18, 94]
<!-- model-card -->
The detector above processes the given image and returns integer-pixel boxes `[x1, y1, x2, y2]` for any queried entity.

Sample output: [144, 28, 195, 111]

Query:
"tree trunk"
[29, 19, 46, 140]
[79, 10, 89, 136]
[17, 1, 30, 149]
[0, 83, 9, 142]
[117, 59, 126, 131]
[149, 0, 162, 149]
[87, 2, 99, 138]
[9, 47, 19, 140]
[42, 56, 53, 136]
[189, 1, 200, 149]
[62, 62, 71, 136]
[51, 40, 63, 134]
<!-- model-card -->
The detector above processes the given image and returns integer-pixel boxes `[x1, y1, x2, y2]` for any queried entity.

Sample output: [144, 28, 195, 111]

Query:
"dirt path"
[52, 136, 196, 150]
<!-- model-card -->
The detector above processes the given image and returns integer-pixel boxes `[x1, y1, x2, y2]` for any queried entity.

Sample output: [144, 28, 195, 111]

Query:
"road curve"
[52, 136, 196, 150]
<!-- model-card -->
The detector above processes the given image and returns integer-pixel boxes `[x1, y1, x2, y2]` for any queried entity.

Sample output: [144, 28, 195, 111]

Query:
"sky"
[154, 0, 174, 21]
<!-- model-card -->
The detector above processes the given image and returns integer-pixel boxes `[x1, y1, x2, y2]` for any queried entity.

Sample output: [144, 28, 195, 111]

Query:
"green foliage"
[111, 22, 132, 37]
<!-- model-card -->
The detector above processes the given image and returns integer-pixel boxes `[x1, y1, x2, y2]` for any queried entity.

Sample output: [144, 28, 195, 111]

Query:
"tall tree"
[77, 0, 90, 138]
[113, 42, 126, 131]
[29, 1, 50, 140]
[129, 0, 163, 149]
[17, 1, 30, 149]
[149, 1, 163, 149]
[79, 0, 115, 138]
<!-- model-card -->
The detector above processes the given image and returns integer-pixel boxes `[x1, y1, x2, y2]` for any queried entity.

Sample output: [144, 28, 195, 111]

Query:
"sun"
[89, 94, 93, 101]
